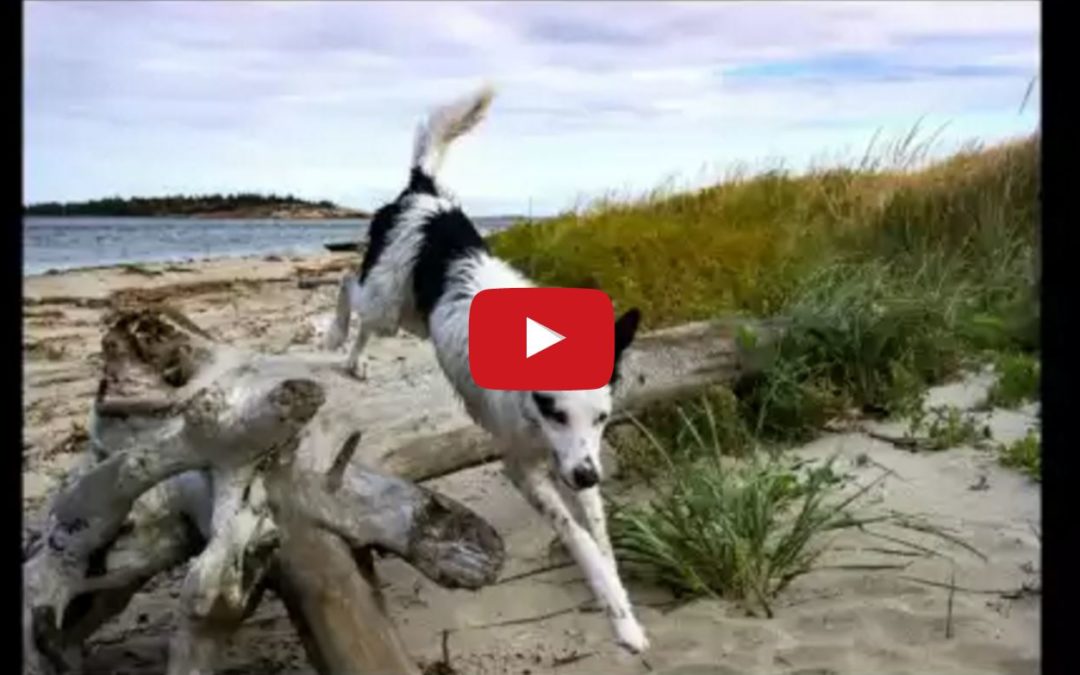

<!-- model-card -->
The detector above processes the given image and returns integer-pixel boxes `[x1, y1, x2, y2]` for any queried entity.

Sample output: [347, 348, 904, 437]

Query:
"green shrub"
[999, 431, 1040, 480]
[987, 353, 1040, 408]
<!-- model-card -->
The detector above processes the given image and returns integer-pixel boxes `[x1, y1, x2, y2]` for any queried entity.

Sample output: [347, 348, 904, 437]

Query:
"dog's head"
[526, 308, 641, 490]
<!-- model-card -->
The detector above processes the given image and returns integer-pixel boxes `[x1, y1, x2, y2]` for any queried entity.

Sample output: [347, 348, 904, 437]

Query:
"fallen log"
[275, 530, 421, 674]
[381, 317, 785, 482]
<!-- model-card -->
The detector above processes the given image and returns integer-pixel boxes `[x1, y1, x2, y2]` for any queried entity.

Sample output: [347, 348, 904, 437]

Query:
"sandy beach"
[22, 254, 1041, 675]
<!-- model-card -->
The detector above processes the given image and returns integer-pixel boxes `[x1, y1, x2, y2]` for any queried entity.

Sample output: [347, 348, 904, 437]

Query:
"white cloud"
[24, 1, 1040, 214]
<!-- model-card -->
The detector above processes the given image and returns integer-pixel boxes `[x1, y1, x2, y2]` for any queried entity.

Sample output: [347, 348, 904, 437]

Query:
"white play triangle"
[525, 317, 565, 359]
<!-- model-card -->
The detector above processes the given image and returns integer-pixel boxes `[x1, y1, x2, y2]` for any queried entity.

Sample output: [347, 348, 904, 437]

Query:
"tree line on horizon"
[24, 193, 353, 216]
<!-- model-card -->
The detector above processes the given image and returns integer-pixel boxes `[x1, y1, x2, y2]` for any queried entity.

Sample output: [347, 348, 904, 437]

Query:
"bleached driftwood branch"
[23, 307, 504, 675]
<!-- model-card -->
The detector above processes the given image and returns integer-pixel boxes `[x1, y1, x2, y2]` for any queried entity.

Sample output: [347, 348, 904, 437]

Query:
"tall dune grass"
[491, 131, 1039, 440]
[489, 132, 1038, 332]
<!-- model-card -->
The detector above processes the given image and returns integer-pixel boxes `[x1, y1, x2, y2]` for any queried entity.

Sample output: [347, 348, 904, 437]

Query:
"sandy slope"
[22, 255, 1040, 675]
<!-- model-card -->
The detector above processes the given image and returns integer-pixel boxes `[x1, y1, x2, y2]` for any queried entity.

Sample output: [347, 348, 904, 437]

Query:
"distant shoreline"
[23, 193, 372, 220]
[189, 207, 368, 220]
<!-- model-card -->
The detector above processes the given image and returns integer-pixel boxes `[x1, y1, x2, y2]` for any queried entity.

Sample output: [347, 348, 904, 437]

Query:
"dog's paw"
[613, 616, 649, 654]
[340, 361, 368, 381]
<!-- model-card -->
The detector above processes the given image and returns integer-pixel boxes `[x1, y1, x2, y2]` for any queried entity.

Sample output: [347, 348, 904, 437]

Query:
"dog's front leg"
[575, 486, 615, 563]
[322, 275, 353, 351]
[506, 462, 648, 653]
[344, 323, 372, 379]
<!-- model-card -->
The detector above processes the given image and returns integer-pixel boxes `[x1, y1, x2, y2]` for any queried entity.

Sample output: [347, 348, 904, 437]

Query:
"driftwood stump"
[23, 307, 505, 675]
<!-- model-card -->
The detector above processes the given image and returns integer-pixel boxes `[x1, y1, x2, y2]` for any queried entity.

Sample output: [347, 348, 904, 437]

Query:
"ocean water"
[22, 215, 521, 276]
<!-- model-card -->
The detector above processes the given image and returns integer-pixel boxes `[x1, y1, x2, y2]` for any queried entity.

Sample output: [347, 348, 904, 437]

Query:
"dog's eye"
[595, 412, 609, 425]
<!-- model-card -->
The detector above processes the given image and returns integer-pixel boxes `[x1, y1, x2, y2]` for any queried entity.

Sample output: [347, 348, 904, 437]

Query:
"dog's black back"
[414, 209, 488, 318]
[358, 167, 488, 321]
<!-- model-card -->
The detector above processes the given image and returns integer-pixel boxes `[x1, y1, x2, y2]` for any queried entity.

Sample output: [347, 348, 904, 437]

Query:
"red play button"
[469, 288, 615, 390]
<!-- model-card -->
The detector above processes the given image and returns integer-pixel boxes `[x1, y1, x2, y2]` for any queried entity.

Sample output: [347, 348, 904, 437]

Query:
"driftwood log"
[23, 307, 504, 675]
[23, 305, 773, 674]
[381, 316, 783, 482]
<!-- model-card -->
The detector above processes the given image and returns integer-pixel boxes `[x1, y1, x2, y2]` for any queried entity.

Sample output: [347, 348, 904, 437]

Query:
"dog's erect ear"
[611, 308, 642, 384]
[615, 308, 641, 357]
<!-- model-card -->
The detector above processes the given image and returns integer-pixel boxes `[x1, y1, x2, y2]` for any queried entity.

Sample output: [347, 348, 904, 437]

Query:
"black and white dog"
[323, 86, 648, 652]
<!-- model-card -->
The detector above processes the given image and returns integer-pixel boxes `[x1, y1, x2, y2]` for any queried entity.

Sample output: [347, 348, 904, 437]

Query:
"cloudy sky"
[24, 1, 1040, 216]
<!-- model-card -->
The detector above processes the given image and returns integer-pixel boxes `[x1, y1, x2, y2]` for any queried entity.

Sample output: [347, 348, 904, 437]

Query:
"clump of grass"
[607, 389, 921, 618]
[608, 403, 987, 616]
[998, 431, 1040, 480]
[613, 385, 756, 480]
[986, 352, 1040, 408]
[610, 453, 872, 616]
[736, 262, 970, 441]
[908, 405, 988, 451]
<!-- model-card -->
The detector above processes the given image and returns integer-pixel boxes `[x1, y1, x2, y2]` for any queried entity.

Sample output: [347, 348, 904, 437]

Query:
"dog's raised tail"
[412, 84, 496, 178]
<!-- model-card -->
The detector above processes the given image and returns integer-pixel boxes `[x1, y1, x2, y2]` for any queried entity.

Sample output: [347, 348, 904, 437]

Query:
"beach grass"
[490, 131, 1036, 328]
[909, 405, 988, 452]
[607, 392, 990, 613]
[610, 452, 861, 616]
[491, 130, 1039, 442]
[986, 352, 1040, 409]
[998, 431, 1041, 481]
[613, 385, 758, 481]
[606, 406, 937, 616]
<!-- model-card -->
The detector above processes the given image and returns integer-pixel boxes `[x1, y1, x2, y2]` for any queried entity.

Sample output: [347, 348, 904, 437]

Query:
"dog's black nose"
[571, 464, 599, 490]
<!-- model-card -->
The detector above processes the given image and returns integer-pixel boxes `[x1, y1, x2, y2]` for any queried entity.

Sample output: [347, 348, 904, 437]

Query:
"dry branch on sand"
[23, 305, 767, 674]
